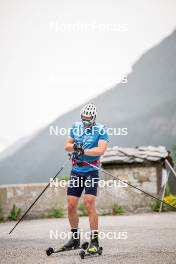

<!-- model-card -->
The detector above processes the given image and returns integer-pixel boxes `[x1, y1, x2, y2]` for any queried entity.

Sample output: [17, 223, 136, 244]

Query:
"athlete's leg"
[83, 194, 98, 230]
[83, 170, 99, 230]
[67, 171, 84, 228]
[67, 195, 80, 228]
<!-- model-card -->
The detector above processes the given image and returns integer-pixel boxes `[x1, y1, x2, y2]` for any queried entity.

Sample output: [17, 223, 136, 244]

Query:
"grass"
[9, 204, 21, 221]
[99, 203, 125, 216]
[111, 203, 125, 215]
[150, 199, 164, 212]
[48, 208, 65, 218]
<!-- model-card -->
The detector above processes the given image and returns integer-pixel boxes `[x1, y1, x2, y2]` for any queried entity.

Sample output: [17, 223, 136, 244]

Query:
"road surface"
[0, 212, 176, 264]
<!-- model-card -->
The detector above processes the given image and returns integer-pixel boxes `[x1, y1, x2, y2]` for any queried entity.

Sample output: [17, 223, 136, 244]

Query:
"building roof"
[101, 146, 168, 165]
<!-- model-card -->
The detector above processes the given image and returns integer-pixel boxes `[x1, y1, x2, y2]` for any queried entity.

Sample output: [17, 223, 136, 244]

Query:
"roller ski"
[46, 235, 80, 256]
[79, 238, 103, 259]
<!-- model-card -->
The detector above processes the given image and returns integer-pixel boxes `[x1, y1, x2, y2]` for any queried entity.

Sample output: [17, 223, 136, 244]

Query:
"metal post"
[165, 159, 176, 179]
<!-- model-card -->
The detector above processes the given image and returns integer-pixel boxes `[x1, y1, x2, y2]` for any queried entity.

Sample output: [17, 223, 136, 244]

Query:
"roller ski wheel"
[78, 241, 89, 259]
[98, 246, 103, 255]
[46, 247, 54, 256]
[46, 236, 80, 256]
[79, 249, 86, 259]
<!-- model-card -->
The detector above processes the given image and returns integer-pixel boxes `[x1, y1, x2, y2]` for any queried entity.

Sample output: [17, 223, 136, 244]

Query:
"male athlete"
[63, 103, 109, 253]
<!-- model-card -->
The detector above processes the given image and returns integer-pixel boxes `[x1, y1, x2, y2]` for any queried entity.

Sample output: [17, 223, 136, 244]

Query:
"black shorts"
[67, 170, 99, 197]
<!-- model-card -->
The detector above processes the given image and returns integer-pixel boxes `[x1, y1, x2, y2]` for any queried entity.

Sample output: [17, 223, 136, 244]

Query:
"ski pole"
[9, 134, 91, 235]
[85, 161, 176, 211]
[9, 156, 71, 235]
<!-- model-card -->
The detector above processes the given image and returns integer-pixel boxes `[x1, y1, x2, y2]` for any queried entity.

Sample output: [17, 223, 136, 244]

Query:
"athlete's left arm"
[84, 140, 108, 156]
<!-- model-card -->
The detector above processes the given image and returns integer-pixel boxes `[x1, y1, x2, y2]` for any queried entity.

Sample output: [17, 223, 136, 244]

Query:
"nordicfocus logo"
[49, 229, 128, 240]
[49, 178, 128, 188]
[50, 20, 128, 33]
[49, 126, 128, 136]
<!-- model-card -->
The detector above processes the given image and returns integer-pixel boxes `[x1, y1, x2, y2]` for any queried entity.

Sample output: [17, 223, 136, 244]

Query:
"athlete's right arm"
[64, 136, 74, 152]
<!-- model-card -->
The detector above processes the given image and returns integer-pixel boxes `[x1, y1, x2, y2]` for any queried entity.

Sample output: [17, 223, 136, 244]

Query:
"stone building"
[101, 146, 168, 194]
[96, 146, 169, 213]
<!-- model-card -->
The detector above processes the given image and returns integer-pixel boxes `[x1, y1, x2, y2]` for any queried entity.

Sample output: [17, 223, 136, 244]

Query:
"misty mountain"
[0, 134, 36, 161]
[0, 30, 176, 184]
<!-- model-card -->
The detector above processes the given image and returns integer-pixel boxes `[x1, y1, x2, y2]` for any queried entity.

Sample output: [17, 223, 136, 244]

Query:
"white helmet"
[80, 103, 97, 125]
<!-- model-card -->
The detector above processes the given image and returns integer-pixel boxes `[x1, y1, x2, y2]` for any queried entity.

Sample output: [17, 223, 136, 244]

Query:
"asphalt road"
[0, 212, 176, 264]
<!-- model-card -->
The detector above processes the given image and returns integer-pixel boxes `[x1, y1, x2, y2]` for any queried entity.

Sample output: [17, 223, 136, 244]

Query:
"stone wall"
[0, 163, 162, 219]
[0, 183, 67, 219]
[101, 162, 162, 194]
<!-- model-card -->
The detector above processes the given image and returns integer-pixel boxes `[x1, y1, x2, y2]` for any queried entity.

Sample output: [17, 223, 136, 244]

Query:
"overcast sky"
[0, 0, 176, 151]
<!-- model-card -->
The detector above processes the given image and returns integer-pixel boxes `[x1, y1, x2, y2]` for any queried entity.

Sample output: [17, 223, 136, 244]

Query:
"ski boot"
[87, 239, 99, 254]
[46, 230, 80, 256]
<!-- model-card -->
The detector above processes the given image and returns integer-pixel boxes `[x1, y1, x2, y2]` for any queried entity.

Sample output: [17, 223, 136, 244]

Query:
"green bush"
[78, 202, 88, 216]
[150, 200, 162, 212]
[111, 203, 125, 215]
[48, 208, 65, 218]
[9, 204, 21, 221]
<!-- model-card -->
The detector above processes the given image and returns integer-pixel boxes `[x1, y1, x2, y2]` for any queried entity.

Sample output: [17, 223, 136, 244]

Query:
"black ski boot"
[62, 236, 80, 250]
[62, 229, 80, 250]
